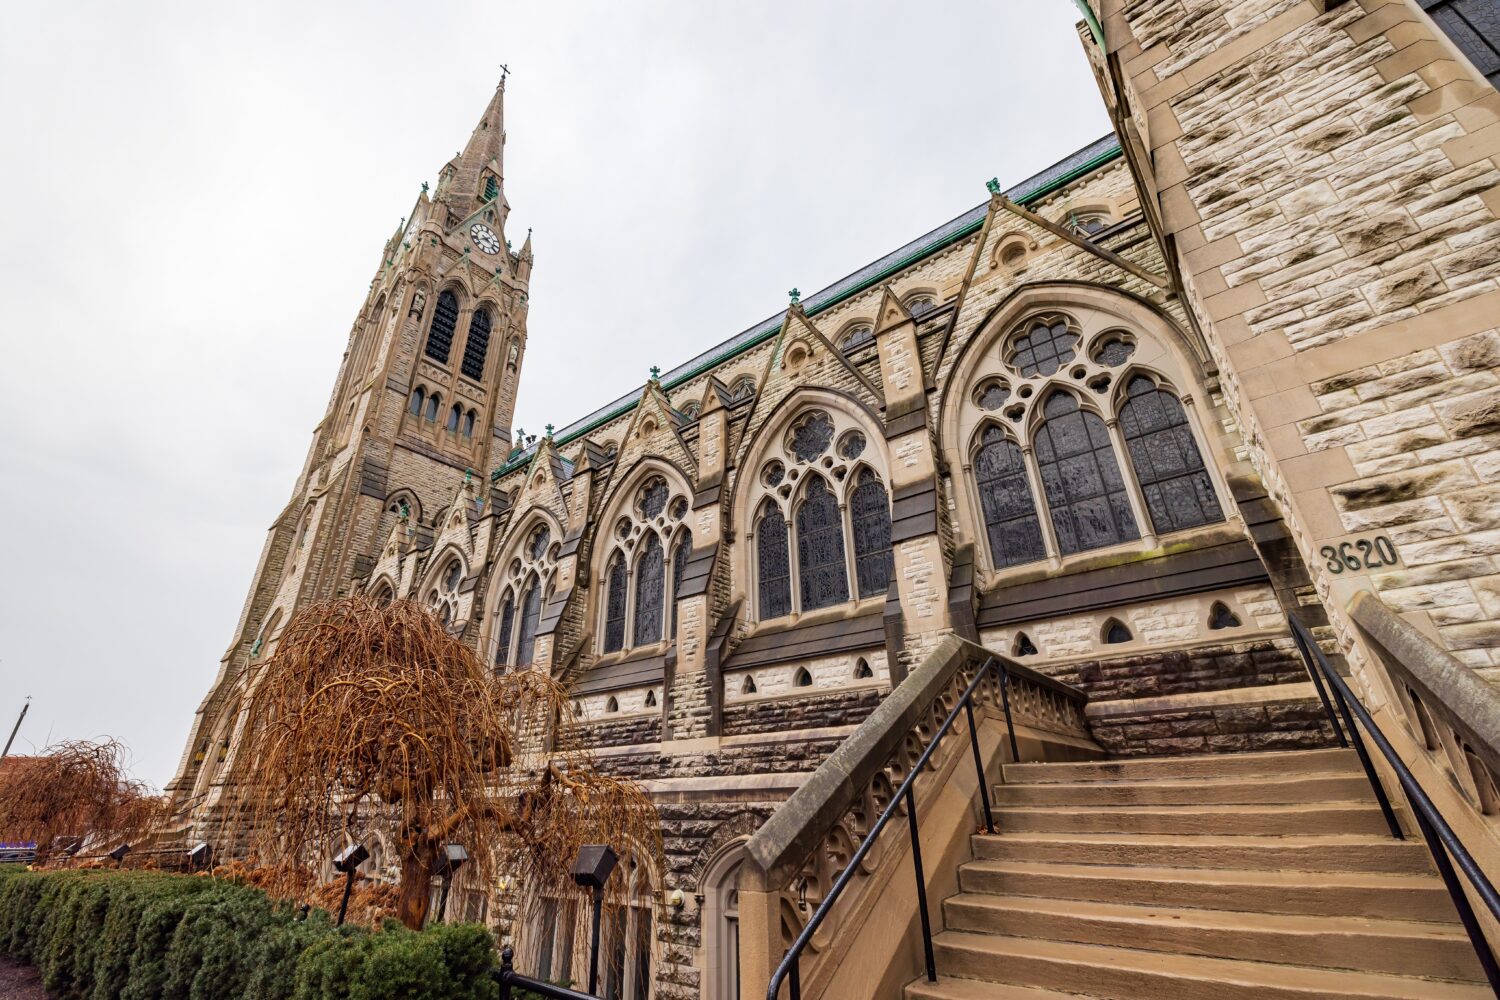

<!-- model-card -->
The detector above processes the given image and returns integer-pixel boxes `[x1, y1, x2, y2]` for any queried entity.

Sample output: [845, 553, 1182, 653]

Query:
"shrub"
[0, 867, 499, 1000]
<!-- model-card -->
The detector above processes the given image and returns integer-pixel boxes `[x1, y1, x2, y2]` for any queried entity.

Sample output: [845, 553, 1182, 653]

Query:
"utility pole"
[2, 697, 30, 759]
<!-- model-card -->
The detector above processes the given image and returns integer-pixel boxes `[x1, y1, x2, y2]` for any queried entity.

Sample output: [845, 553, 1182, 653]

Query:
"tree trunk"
[395, 841, 434, 930]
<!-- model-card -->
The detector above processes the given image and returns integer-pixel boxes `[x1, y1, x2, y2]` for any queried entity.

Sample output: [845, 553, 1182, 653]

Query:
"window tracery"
[1118, 376, 1223, 535]
[839, 323, 874, 351]
[490, 518, 560, 669]
[973, 426, 1045, 568]
[1034, 392, 1139, 554]
[428, 557, 464, 626]
[597, 472, 690, 654]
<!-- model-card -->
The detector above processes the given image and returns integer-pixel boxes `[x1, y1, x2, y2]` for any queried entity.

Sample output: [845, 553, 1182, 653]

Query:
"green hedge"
[0, 866, 498, 1000]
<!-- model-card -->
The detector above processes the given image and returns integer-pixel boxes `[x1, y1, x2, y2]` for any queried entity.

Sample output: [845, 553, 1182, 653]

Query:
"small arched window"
[796, 477, 849, 612]
[447, 404, 461, 432]
[854, 658, 874, 680]
[974, 426, 1046, 569]
[463, 410, 476, 439]
[461, 308, 492, 380]
[633, 534, 665, 646]
[1034, 393, 1139, 554]
[516, 577, 542, 666]
[679, 400, 701, 420]
[494, 592, 516, 667]
[424, 393, 440, 422]
[1103, 618, 1132, 644]
[409, 387, 426, 416]
[483, 176, 499, 202]
[605, 696, 619, 714]
[840, 324, 874, 351]
[1209, 601, 1242, 630]
[905, 295, 935, 317]
[849, 470, 893, 599]
[1118, 376, 1223, 535]
[644, 689, 657, 708]
[742, 675, 757, 694]
[757, 503, 792, 620]
[1013, 632, 1038, 656]
[425, 290, 460, 364]
[793, 667, 813, 688]
[603, 553, 628, 653]
[730, 376, 756, 401]
[671, 532, 692, 638]
[372, 582, 394, 608]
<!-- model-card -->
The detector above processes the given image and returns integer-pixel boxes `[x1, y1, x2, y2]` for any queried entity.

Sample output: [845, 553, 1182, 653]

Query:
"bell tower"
[167, 76, 533, 804]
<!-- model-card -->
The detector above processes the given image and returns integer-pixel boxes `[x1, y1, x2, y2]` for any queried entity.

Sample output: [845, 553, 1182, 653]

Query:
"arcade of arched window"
[600, 475, 693, 654]
[491, 522, 559, 670]
[750, 408, 894, 622]
[963, 312, 1223, 574]
[427, 557, 464, 627]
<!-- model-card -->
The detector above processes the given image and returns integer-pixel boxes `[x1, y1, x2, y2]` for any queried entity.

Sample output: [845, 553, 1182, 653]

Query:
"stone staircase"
[905, 748, 1491, 999]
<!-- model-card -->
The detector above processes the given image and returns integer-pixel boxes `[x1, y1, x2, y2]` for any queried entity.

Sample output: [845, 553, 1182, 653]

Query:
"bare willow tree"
[0, 738, 166, 865]
[225, 595, 660, 930]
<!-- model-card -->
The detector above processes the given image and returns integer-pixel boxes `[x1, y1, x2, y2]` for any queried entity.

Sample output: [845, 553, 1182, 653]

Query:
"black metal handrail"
[766, 657, 1016, 1000]
[1289, 616, 1500, 995]
[494, 945, 601, 999]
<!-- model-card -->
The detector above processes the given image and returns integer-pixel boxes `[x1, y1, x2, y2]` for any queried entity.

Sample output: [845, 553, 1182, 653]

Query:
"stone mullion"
[1106, 417, 1158, 550]
[1017, 443, 1063, 569]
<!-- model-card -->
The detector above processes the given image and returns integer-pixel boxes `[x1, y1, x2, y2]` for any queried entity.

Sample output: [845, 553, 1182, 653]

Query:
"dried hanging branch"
[0, 738, 166, 864]
[224, 595, 660, 930]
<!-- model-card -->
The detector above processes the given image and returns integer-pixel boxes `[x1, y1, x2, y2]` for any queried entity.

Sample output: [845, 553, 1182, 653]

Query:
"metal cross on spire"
[499, 64, 510, 84]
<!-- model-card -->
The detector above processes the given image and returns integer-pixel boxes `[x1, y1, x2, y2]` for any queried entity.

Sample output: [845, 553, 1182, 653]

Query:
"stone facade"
[170, 5, 1500, 994]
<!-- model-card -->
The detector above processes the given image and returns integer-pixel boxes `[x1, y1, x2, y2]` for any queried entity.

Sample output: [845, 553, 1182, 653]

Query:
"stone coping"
[1084, 681, 1318, 719]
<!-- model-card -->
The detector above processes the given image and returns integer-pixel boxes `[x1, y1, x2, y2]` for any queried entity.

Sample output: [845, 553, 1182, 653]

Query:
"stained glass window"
[1092, 336, 1134, 367]
[640, 478, 669, 519]
[789, 411, 835, 463]
[762, 462, 785, 487]
[1118, 377, 1224, 535]
[838, 431, 866, 460]
[516, 578, 542, 666]
[671, 532, 691, 637]
[528, 526, 551, 561]
[1033, 393, 1139, 554]
[603, 554, 627, 653]
[461, 308, 492, 380]
[849, 470, 892, 599]
[443, 561, 462, 591]
[425, 290, 459, 364]
[757, 503, 792, 620]
[1010, 319, 1078, 377]
[494, 594, 515, 667]
[633, 533, 664, 646]
[973, 426, 1046, 568]
[796, 477, 850, 611]
[977, 382, 1009, 411]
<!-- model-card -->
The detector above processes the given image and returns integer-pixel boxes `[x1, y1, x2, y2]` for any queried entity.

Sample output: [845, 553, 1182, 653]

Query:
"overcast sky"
[0, 1, 1110, 787]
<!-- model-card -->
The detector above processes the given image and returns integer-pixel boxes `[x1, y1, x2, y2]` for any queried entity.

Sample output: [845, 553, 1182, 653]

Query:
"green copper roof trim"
[1072, 0, 1106, 51]
[492, 138, 1123, 481]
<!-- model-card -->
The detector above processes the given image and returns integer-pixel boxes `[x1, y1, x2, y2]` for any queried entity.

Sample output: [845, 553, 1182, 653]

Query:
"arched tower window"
[973, 426, 1045, 569]
[849, 470, 893, 599]
[425, 290, 459, 364]
[633, 533, 665, 646]
[483, 175, 499, 202]
[1117, 376, 1223, 534]
[603, 553, 628, 653]
[796, 477, 850, 612]
[463, 410, 476, 438]
[409, 387, 426, 416]
[494, 592, 516, 668]
[757, 502, 792, 620]
[447, 404, 461, 432]
[1033, 393, 1138, 554]
[516, 576, 542, 666]
[671, 532, 692, 638]
[461, 308, 492, 380]
[424, 393, 440, 423]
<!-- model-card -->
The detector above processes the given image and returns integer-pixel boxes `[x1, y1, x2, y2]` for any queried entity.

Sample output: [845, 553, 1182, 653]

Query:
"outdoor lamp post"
[332, 843, 369, 926]
[571, 844, 618, 996]
[433, 843, 467, 924]
[187, 842, 212, 872]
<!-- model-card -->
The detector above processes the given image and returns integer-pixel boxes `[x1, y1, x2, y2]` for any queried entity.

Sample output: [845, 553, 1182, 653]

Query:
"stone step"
[972, 832, 1434, 874]
[920, 932, 1489, 999]
[941, 894, 1479, 980]
[992, 772, 1370, 806]
[995, 801, 1391, 836]
[956, 860, 1458, 921]
[902, 977, 1099, 1000]
[1003, 748, 1356, 784]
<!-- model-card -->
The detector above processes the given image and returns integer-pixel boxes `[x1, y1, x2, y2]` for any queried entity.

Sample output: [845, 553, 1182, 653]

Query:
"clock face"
[470, 223, 501, 255]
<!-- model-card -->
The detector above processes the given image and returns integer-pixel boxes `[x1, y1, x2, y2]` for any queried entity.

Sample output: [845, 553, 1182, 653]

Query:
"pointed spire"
[439, 76, 511, 229]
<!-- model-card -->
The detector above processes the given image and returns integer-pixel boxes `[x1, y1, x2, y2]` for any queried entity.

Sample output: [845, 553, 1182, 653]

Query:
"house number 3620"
[1320, 535, 1399, 573]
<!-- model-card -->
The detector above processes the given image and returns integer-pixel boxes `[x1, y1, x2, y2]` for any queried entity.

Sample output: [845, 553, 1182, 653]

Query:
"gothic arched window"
[1117, 376, 1223, 535]
[840, 324, 874, 351]
[424, 393, 440, 423]
[1033, 393, 1139, 554]
[757, 503, 792, 620]
[633, 534, 665, 646]
[447, 404, 461, 432]
[516, 577, 542, 666]
[425, 290, 460, 364]
[849, 470, 893, 599]
[973, 426, 1046, 568]
[461, 308, 492, 380]
[494, 592, 515, 667]
[409, 387, 425, 416]
[463, 410, 476, 438]
[796, 477, 849, 612]
[671, 532, 691, 637]
[603, 553, 628, 653]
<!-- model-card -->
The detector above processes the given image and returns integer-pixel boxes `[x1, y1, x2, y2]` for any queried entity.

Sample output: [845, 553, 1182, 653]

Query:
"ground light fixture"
[188, 842, 211, 871]
[433, 843, 468, 924]
[108, 843, 130, 863]
[571, 844, 618, 995]
[332, 842, 369, 926]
